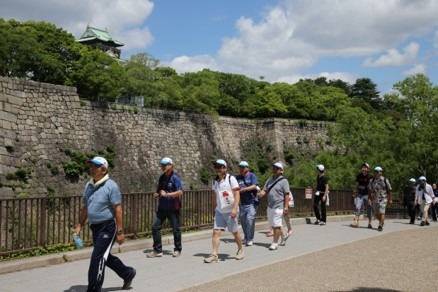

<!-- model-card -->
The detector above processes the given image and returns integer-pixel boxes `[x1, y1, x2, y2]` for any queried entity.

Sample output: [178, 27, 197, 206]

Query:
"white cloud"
[276, 72, 359, 85]
[168, 55, 220, 74]
[403, 63, 426, 76]
[362, 42, 419, 67]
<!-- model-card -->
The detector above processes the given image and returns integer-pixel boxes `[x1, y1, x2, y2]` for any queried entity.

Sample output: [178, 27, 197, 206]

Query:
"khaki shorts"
[374, 199, 387, 215]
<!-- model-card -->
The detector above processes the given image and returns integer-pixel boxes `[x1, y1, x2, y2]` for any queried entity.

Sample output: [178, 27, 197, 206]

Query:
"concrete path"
[0, 216, 437, 292]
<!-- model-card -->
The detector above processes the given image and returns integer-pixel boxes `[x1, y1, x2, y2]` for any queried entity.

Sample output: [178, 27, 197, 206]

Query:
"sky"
[2, 0, 438, 94]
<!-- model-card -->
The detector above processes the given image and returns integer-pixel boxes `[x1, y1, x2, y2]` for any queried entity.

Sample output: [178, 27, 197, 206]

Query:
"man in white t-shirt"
[415, 176, 435, 226]
[204, 159, 244, 263]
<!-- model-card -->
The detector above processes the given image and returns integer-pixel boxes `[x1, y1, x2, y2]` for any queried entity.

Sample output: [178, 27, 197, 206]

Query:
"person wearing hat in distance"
[258, 162, 291, 250]
[313, 164, 329, 226]
[236, 161, 259, 247]
[368, 166, 392, 231]
[75, 157, 136, 291]
[351, 163, 373, 228]
[147, 157, 183, 258]
[204, 159, 244, 263]
[414, 176, 435, 226]
[402, 178, 417, 224]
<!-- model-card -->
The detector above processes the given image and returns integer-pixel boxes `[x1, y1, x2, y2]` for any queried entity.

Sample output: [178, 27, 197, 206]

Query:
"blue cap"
[87, 157, 108, 168]
[214, 159, 227, 167]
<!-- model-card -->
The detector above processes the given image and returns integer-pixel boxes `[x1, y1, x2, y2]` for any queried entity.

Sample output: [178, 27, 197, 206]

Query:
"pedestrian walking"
[147, 157, 184, 258]
[415, 176, 435, 226]
[432, 183, 438, 222]
[313, 164, 329, 226]
[236, 161, 259, 247]
[75, 156, 136, 291]
[204, 159, 244, 263]
[351, 163, 373, 228]
[402, 178, 417, 224]
[368, 166, 392, 231]
[259, 162, 291, 250]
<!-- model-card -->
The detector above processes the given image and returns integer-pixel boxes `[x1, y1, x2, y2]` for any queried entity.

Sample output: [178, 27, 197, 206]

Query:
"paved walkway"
[0, 216, 437, 292]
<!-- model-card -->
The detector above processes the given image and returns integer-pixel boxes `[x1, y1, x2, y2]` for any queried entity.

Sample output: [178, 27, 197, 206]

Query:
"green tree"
[350, 78, 381, 109]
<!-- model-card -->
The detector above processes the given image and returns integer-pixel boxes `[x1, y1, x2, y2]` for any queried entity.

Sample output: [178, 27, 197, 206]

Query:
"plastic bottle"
[72, 232, 83, 249]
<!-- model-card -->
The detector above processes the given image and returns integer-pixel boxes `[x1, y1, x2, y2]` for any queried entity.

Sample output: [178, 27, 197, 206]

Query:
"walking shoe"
[246, 240, 253, 246]
[122, 268, 136, 290]
[350, 222, 358, 228]
[146, 250, 163, 258]
[420, 221, 425, 226]
[314, 220, 321, 225]
[409, 220, 415, 224]
[172, 251, 181, 257]
[204, 254, 219, 263]
[319, 221, 326, 226]
[368, 223, 372, 229]
[280, 233, 291, 246]
[425, 221, 430, 226]
[269, 243, 278, 250]
[235, 249, 244, 260]
[377, 225, 383, 231]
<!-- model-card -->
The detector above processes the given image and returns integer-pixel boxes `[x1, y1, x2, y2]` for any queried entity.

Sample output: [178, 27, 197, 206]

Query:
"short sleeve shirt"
[236, 172, 259, 205]
[263, 176, 290, 209]
[356, 173, 372, 195]
[158, 173, 183, 211]
[316, 175, 328, 192]
[212, 174, 240, 213]
[368, 176, 392, 200]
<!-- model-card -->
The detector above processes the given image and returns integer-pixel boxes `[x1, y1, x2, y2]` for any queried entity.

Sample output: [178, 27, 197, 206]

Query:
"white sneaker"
[246, 240, 253, 246]
[269, 243, 278, 250]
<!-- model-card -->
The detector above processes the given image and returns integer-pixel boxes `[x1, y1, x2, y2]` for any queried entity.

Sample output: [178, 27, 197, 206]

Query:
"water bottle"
[72, 232, 83, 249]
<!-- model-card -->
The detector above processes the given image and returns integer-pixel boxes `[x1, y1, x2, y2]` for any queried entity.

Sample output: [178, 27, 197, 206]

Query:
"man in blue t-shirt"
[236, 161, 259, 246]
[147, 157, 184, 258]
[75, 156, 136, 291]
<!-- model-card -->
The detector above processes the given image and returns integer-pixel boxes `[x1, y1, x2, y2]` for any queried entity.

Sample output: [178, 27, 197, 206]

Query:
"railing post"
[39, 197, 46, 247]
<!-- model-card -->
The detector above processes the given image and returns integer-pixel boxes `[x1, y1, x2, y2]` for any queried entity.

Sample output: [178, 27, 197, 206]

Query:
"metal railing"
[0, 188, 405, 256]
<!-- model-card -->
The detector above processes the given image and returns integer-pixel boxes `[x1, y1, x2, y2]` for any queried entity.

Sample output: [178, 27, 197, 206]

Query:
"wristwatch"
[117, 229, 123, 234]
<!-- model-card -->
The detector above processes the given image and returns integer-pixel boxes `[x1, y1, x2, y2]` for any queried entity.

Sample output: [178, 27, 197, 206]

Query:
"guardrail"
[0, 188, 405, 256]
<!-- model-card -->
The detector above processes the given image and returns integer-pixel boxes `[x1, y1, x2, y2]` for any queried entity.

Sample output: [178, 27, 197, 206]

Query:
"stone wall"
[0, 77, 330, 197]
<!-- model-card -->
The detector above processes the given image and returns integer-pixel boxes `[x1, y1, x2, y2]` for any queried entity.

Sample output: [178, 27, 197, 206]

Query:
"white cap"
[374, 166, 383, 172]
[418, 176, 426, 181]
[214, 159, 227, 167]
[316, 164, 325, 171]
[408, 178, 416, 183]
[160, 157, 173, 165]
[273, 162, 283, 170]
[239, 161, 249, 167]
[87, 157, 109, 168]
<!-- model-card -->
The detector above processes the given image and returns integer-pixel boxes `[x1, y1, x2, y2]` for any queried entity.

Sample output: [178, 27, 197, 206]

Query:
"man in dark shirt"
[313, 164, 329, 225]
[351, 163, 373, 228]
[402, 178, 417, 224]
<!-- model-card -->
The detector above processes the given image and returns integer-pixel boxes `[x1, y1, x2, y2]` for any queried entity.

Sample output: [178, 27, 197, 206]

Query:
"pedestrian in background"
[368, 166, 392, 231]
[236, 161, 259, 247]
[147, 157, 184, 258]
[75, 157, 136, 291]
[204, 159, 244, 263]
[351, 163, 373, 228]
[313, 164, 329, 226]
[415, 176, 435, 226]
[259, 162, 291, 250]
[402, 178, 417, 224]
[432, 183, 438, 222]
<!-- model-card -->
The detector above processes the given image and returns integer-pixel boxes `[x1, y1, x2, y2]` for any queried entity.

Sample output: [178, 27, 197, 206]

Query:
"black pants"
[407, 202, 416, 223]
[151, 209, 182, 252]
[88, 219, 134, 292]
[431, 203, 438, 221]
[313, 194, 327, 222]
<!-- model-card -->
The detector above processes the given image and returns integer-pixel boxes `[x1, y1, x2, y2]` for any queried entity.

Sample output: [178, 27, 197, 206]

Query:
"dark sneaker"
[314, 220, 321, 225]
[425, 221, 430, 226]
[122, 268, 136, 290]
[409, 220, 415, 224]
[368, 223, 372, 229]
[377, 225, 383, 231]
[420, 221, 425, 226]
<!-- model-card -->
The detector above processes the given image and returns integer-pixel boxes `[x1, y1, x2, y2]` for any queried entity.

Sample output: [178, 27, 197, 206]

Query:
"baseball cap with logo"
[160, 157, 173, 165]
[87, 157, 109, 168]
[239, 161, 249, 167]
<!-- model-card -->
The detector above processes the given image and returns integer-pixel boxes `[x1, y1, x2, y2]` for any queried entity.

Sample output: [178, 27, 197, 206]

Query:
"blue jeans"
[354, 195, 372, 218]
[88, 219, 134, 292]
[239, 204, 257, 242]
[151, 209, 182, 252]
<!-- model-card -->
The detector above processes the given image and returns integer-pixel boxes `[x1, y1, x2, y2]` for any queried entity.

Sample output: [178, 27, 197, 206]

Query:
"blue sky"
[3, 0, 438, 94]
